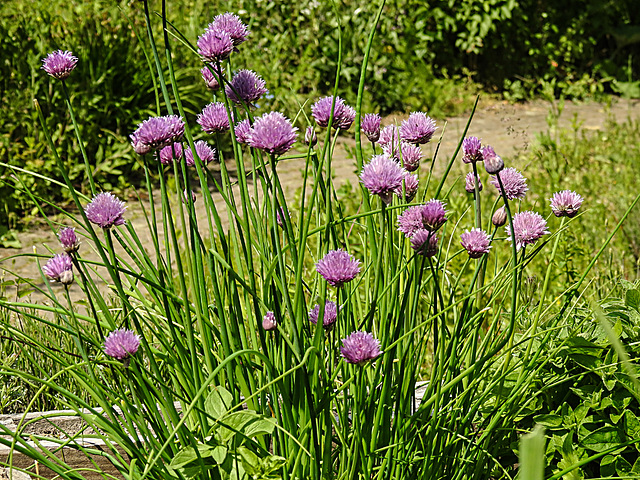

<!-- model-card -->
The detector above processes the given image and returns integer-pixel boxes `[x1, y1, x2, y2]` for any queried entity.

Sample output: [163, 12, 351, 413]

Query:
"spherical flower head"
[361, 113, 381, 143]
[490, 167, 528, 200]
[197, 29, 234, 62]
[550, 190, 583, 218]
[395, 171, 419, 202]
[208, 12, 250, 46]
[400, 112, 437, 145]
[226, 69, 267, 105]
[132, 115, 185, 150]
[315, 250, 361, 288]
[311, 96, 346, 129]
[465, 172, 483, 193]
[58, 227, 80, 254]
[360, 154, 405, 204]
[201, 66, 223, 90]
[410, 229, 438, 257]
[340, 331, 382, 365]
[104, 329, 141, 360]
[378, 124, 401, 150]
[384, 142, 422, 172]
[304, 126, 317, 146]
[43, 254, 74, 285]
[159, 142, 184, 165]
[309, 300, 339, 330]
[130, 132, 152, 155]
[41, 50, 78, 80]
[506, 211, 549, 251]
[198, 102, 232, 134]
[247, 111, 298, 156]
[397, 205, 425, 237]
[234, 119, 252, 144]
[421, 199, 447, 232]
[85, 192, 127, 229]
[460, 228, 492, 259]
[335, 104, 356, 130]
[462, 136, 483, 164]
[185, 140, 216, 166]
[492, 206, 507, 227]
[483, 145, 504, 174]
[262, 311, 277, 331]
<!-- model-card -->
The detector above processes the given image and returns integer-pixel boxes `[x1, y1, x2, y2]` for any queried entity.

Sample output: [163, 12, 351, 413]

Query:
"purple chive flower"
[226, 69, 267, 105]
[462, 136, 483, 164]
[395, 171, 419, 202]
[460, 228, 492, 258]
[43, 254, 74, 285]
[422, 199, 447, 232]
[340, 331, 382, 365]
[550, 190, 583, 218]
[465, 172, 483, 193]
[131, 116, 185, 150]
[361, 113, 382, 143]
[397, 205, 426, 237]
[483, 145, 504, 174]
[315, 250, 361, 288]
[309, 300, 339, 330]
[84, 192, 126, 229]
[384, 142, 422, 172]
[305, 126, 317, 146]
[234, 119, 252, 144]
[58, 227, 80, 254]
[207, 12, 250, 46]
[197, 29, 234, 62]
[335, 104, 356, 130]
[410, 229, 438, 257]
[400, 112, 437, 145]
[262, 311, 277, 331]
[159, 142, 184, 165]
[41, 50, 78, 80]
[378, 124, 401, 150]
[185, 140, 216, 166]
[492, 206, 507, 227]
[201, 66, 224, 90]
[506, 211, 549, 251]
[198, 102, 232, 134]
[360, 154, 405, 204]
[247, 111, 298, 156]
[490, 167, 528, 200]
[130, 133, 152, 156]
[104, 329, 141, 360]
[276, 207, 290, 229]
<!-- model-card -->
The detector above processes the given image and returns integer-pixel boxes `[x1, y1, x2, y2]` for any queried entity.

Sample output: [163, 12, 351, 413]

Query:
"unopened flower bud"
[262, 311, 277, 331]
[305, 126, 317, 147]
[492, 206, 507, 227]
[483, 145, 504, 175]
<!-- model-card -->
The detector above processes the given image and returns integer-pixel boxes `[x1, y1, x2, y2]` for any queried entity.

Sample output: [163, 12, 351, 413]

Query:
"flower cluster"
[226, 69, 267, 105]
[198, 12, 250, 64]
[41, 50, 78, 80]
[340, 331, 382, 365]
[311, 96, 355, 130]
[360, 154, 406, 204]
[316, 250, 360, 288]
[131, 116, 185, 152]
[104, 329, 141, 361]
[43, 254, 74, 285]
[506, 211, 549, 251]
[85, 193, 126, 229]
[247, 112, 298, 156]
[460, 228, 492, 258]
[400, 112, 437, 145]
[309, 301, 339, 330]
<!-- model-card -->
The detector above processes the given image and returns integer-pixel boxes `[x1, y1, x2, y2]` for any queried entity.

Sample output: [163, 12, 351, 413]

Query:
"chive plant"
[0, 1, 630, 479]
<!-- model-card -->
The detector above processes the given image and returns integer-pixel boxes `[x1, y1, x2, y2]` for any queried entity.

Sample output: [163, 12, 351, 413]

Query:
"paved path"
[1, 98, 639, 303]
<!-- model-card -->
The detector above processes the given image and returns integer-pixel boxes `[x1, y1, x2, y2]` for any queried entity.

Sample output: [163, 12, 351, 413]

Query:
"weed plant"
[1, 2, 639, 480]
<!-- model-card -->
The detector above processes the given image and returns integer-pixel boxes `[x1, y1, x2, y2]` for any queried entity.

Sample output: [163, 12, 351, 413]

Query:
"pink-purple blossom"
[197, 29, 234, 62]
[361, 113, 381, 143]
[247, 111, 298, 155]
[316, 250, 361, 288]
[550, 190, 583, 218]
[395, 171, 419, 202]
[198, 102, 232, 134]
[483, 145, 504, 174]
[410, 230, 438, 257]
[340, 331, 382, 365]
[184, 141, 216, 165]
[360, 154, 405, 204]
[58, 227, 80, 254]
[226, 69, 267, 105]
[400, 112, 436, 145]
[41, 50, 78, 80]
[207, 12, 249, 46]
[234, 119, 252, 144]
[460, 228, 492, 258]
[159, 142, 184, 165]
[311, 96, 355, 129]
[490, 167, 528, 200]
[465, 172, 483, 193]
[84, 193, 126, 229]
[43, 254, 74, 285]
[462, 136, 483, 164]
[309, 301, 339, 330]
[397, 205, 426, 237]
[506, 211, 549, 250]
[201, 66, 223, 90]
[262, 311, 277, 331]
[421, 199, 448, 232]
[104, 329, 141, 360]
[131, 115, 185, 150]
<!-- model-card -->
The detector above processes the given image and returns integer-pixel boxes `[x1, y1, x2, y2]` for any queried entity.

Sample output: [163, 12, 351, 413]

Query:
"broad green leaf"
[625, 410, 640, 437]
[170, 444, 215, 469]
[519, 424, 545, 480]
[533, 414, 563, 428]
[205, 386, 234, 421]
[212, 445, 228, 465]
[219, 411, 276, 442]
[581, 425, 625, 452]
[625, 289, 640, 312]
